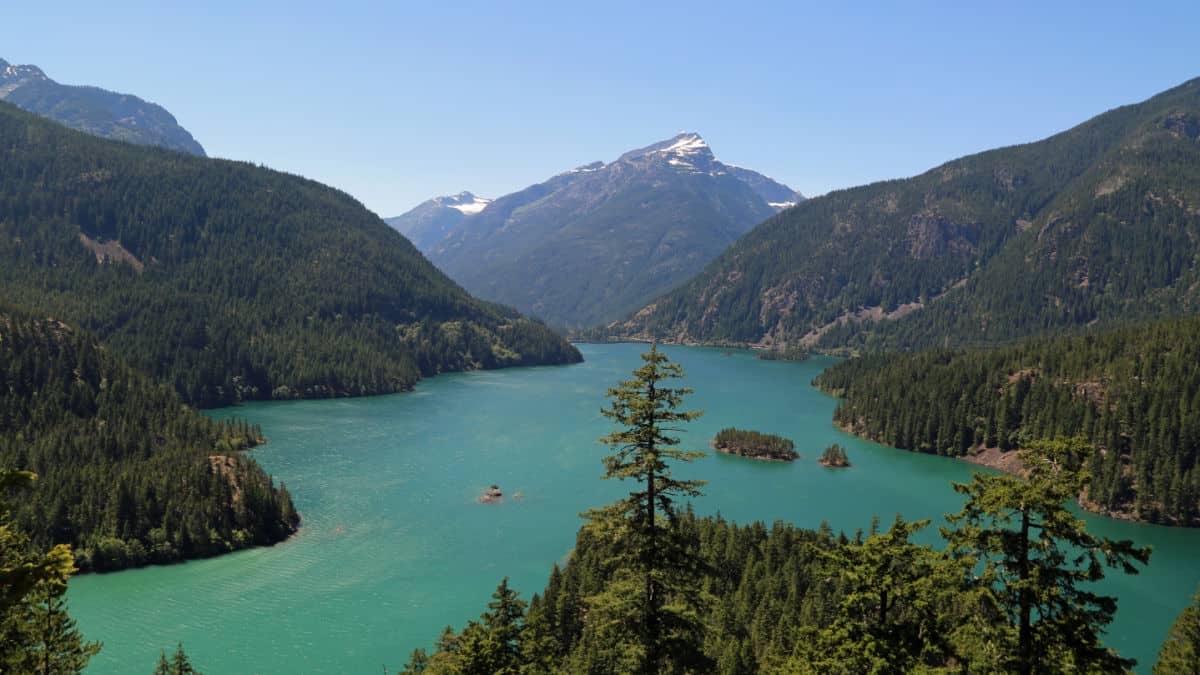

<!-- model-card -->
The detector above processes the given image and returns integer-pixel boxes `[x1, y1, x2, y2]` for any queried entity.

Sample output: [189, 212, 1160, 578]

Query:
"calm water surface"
[69, 344, 1200, 672]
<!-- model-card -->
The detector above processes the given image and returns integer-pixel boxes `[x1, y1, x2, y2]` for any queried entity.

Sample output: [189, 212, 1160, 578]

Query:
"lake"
[68, 344, 1200, 672]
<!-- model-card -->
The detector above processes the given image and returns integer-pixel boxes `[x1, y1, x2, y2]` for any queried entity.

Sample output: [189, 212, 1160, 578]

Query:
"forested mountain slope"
[406, 133, 803, 329]
[0, 305, 299, 571]
[0, 101, 580, 407]
[0, 57, 205, 155]
[611, 78, 1200, 350]
[813, 316, 1200, 526]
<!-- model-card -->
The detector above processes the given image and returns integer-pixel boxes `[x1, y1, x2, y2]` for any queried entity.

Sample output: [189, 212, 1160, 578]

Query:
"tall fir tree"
[0, 469, 99, 674]
[942, 438, 1150, 673]
[578, 344, 711, 674]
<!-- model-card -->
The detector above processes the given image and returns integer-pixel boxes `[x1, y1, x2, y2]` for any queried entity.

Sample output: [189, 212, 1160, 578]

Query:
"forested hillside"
[611, 78, 1200, 351]
[0, 101, 580, 407]
[0, 305, 299, 571]
[813, 316, 1200, 526]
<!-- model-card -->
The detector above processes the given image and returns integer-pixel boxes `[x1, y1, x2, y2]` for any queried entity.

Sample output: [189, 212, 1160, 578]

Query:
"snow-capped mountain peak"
[432, 191, 492, 215]
[0, 61, 49, 98]
[618, 132, 720, 174]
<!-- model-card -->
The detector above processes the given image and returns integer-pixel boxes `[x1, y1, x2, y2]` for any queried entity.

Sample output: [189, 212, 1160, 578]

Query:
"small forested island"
[713, 427, 798, 461]
[819, 443, 851, 467]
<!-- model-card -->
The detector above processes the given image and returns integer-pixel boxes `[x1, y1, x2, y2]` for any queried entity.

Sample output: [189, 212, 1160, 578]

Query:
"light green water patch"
[68, 344, 1200, 672]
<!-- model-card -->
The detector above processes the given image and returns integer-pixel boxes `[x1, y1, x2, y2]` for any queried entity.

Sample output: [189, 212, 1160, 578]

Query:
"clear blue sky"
[4, 1, 1198, 216]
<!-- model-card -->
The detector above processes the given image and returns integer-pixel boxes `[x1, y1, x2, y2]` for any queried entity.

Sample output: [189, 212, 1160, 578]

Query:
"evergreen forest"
[0, 100, 580, 408]
[814, 315, 1200, 526]
[0, 304, 299, 572]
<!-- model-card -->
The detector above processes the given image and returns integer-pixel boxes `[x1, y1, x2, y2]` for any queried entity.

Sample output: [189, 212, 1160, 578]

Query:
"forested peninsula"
[0, 100, 580, 409]
[814, 315, 1200, 526]
[0, 304, 299, 572]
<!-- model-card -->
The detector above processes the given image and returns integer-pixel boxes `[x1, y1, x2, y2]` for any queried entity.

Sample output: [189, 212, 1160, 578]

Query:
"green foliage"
[0, 100, 579, 408]
[1155, 586, 1200, 674]
[581, 345, 710, 673]
[613, 78, 1200, 352]
[787, 516, 977, 674]
[814, 315, 1200, 524]
[415, 488, 1150, 674]
[0, 306, 298, 571]
[713, 427, 798, 460]
[942, 439, 1151, 674]
[153, 643, 201, 675]
[0, 469, 100, 674]
[405, 579, 528, 675]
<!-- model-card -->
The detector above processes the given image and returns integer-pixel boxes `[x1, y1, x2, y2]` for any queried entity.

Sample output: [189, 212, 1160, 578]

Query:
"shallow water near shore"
[68, 343, 1200, 673]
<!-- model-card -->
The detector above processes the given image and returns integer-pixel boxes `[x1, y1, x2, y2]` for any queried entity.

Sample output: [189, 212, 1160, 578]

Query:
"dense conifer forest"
[813, 316, 1200, 526]
[0, 305, 298, 571]
[0, 101, 580, 408]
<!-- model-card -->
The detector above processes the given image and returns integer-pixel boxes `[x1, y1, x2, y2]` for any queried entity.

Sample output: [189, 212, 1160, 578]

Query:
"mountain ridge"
[0, 56, 206, 155]
[605, 77, 1200, 351]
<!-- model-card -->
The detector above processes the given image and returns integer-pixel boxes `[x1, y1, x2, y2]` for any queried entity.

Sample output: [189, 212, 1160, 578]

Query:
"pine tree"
[942, 438, 1151, 673]
[0, 469, 98, 674]
[448, 578, 528, 674]
[579, 344, 711, 674]
[786, 516, 973, 673]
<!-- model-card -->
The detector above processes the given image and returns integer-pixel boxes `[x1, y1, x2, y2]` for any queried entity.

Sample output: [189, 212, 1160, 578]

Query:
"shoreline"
[831, 419, 1191, 527]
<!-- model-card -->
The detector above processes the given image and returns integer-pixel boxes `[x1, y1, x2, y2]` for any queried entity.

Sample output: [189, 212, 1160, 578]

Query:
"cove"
[68, 344, 1200, 673]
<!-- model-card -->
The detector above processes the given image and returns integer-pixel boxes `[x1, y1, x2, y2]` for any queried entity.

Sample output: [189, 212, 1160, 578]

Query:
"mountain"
[392, 132, 804, 328]
[609, 78, 1200, 350]
[0, 100, 580, 408]
[0, 57, 205, 155]
[385, 191, 492, 251]
[0, 303, 299, 571]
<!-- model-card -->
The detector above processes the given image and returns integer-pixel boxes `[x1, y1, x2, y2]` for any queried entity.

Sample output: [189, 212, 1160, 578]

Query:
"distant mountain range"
[388, 132, 803, 328]
[0, 57, 205, 155]
[608, 78, 1200, 352]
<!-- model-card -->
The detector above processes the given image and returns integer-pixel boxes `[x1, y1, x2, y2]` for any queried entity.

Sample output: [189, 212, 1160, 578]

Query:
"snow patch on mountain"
[430, 191, 492, 215]
[449, 198, 491, 215]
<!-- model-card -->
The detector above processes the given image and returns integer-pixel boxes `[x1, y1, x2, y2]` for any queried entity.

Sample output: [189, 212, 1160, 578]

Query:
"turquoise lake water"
[68, 344, 1200, 672]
